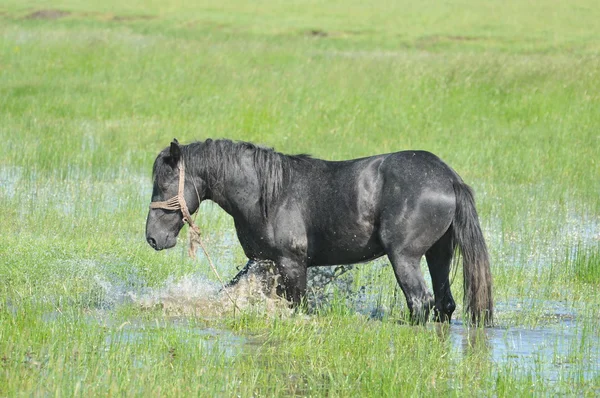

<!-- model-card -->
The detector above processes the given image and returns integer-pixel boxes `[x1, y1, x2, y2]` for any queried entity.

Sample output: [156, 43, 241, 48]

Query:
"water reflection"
[434, 322, 491, 359]
[434, 318, 599, 382]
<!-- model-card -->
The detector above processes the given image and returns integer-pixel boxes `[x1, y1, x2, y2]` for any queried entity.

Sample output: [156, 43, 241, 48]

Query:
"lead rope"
[187, 198, 241, 313]
[193, 230, 241, 314]
[150, 160, 241, 313]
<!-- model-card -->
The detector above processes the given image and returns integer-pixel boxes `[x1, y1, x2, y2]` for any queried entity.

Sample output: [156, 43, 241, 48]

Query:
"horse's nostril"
[147, 237, 157, 249]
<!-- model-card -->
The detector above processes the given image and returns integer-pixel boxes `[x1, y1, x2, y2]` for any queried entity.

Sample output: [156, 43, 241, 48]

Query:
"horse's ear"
[170, 139, 181, 164]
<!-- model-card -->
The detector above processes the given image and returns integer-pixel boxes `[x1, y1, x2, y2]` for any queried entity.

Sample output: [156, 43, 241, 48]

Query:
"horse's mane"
[177, 139, 311, 217]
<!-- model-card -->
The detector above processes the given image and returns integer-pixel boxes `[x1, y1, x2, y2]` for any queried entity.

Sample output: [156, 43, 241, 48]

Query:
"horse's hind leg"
[386, 249, 435, 324]
[425, 228, 456, 322]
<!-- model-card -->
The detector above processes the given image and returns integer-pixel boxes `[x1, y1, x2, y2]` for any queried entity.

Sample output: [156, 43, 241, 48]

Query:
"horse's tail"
[452, 181, 493, 325]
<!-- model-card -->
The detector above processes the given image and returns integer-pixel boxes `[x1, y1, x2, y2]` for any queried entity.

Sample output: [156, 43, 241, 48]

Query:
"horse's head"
[145, 140, 204, 250]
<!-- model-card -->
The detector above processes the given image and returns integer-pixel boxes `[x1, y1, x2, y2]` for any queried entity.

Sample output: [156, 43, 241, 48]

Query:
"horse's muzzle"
[145, 230, 178, 250]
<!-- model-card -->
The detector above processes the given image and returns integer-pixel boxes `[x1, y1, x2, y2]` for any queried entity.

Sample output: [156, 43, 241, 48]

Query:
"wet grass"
[570, 243, 600, 284]
[1, 0, 600, 396]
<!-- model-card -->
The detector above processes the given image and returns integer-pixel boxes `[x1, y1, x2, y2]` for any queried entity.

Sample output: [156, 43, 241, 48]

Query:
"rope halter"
[149, 159, 200, 236]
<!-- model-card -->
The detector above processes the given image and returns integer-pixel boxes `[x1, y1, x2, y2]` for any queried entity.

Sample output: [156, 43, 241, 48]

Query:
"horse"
[145, 139, 493, 325]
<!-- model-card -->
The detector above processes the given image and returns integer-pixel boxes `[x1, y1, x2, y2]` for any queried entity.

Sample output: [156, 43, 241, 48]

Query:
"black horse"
[146, 139, 493, 324]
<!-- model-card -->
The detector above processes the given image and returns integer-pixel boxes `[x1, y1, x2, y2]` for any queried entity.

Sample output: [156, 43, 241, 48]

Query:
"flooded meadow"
[2, 0, 600, 395]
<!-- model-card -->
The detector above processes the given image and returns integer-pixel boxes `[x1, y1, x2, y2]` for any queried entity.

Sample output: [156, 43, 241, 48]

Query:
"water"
[444, 318, 599, 382]
[0, 165, 23, 199]
[103, 321, 248, 360]
[84, 261, 600, 386]
[131, 271, 291, 317]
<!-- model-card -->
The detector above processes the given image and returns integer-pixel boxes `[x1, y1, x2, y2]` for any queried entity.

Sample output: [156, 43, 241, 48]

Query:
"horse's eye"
[159, 185, 172, 196]
[152, 181, 168, 198]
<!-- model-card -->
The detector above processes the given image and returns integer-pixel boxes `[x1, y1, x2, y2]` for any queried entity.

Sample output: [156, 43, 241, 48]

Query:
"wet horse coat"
[145, 139, 493, 324]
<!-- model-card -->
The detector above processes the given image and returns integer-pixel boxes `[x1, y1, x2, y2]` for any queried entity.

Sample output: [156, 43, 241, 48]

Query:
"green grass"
[570, 243, 600, 284]
[1, 0, 600, 396]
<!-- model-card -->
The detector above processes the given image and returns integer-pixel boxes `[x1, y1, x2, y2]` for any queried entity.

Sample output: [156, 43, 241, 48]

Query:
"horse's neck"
[205, 154, 262, 221]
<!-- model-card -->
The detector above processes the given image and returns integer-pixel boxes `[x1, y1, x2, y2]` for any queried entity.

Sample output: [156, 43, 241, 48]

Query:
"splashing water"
[112, 259, 361, 318]
[128, 260, 292, 317]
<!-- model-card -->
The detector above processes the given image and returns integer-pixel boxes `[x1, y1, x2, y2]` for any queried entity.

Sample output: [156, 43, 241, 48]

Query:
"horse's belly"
[309, 234, 385, 266]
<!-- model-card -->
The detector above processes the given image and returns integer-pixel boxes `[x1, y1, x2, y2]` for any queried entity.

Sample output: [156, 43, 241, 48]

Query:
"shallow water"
[445, 318, 599, 382]
[104, 321, 248, 361]
[87, 265, 600, 385]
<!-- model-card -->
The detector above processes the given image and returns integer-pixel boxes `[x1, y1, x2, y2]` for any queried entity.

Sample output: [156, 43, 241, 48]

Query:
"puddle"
[0, 165, 22, 198]
[444, 317, 599, 382]
[104, 321, 248, 361]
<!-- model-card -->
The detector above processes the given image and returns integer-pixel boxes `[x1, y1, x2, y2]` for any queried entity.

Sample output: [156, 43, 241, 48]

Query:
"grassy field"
[1, 0, 599, 396]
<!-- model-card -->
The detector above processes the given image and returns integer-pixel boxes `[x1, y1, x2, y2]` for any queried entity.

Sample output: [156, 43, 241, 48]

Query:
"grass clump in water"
[570, 243, 600, 284]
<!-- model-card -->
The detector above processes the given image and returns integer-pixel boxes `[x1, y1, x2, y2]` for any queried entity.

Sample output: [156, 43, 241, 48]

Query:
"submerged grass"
[570, 243, 600, 285]
[1, 0, 600, 396]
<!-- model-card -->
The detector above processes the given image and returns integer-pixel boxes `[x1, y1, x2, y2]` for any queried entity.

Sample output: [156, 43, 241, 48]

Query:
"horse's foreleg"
[225, 259, 255, 288]
[276, 257, 307, 306]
